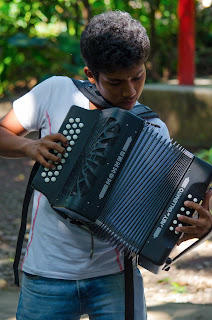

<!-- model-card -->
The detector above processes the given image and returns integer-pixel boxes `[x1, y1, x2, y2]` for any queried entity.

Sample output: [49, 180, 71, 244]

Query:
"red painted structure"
[177, 0, 196, 85]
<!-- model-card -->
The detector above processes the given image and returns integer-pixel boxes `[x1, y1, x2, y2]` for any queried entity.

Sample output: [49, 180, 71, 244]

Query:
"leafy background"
[0, 0, 212, 97]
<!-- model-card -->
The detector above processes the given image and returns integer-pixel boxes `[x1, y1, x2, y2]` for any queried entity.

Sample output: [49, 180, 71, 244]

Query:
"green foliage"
[0, 0, 212, 96]
[196, 147, 212, 164]
[158, 277, 187, 294]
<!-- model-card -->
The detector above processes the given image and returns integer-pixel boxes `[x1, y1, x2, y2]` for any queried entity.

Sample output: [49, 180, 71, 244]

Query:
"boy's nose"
[122, 83, 136, 98]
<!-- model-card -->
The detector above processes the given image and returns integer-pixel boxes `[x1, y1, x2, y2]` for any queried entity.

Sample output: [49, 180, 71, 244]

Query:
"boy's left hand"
[176, 188, 212, 245]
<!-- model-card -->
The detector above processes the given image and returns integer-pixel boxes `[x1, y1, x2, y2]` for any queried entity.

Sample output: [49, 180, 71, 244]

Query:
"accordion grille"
[93, 124, 193, 254]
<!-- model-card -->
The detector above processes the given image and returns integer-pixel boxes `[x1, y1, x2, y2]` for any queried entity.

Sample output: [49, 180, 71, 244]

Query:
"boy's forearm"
[0, 126, 31, 158]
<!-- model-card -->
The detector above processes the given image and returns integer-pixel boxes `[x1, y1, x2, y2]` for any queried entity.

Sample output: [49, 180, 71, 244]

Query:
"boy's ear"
[84, 67, 96, 84]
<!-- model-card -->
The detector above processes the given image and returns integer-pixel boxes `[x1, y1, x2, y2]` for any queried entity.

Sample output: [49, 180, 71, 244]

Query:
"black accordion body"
[32, 105, 212, 273]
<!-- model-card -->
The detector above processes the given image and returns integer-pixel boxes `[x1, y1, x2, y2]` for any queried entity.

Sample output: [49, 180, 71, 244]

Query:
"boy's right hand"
[25, 133, 68, 168]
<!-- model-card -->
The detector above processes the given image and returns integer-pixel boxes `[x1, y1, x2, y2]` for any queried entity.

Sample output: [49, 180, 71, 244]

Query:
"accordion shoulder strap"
[72, 78, 159, 120]
[13, 160, 40, 286]
[124, 256, 134, 319]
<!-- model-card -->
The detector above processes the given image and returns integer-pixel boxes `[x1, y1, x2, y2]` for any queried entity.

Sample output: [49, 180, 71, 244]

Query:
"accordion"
[32, 105, 212, 273]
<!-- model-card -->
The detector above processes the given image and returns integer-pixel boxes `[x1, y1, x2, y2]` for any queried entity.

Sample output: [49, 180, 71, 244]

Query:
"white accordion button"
[41, 172, 46, 177]
[69, 118, 74, 123]
[48, 171, 53, 177]
[75, 118, 80, 123]
[66, 136, 71, 141]
[63, 130, 68, 135]
[54, 171, 59, 176]
[173, 220, 177, 224]
[70, 141, 75, 146]
[44, 167, 49, 171]
[67, 146, 72, 152]
[187, 194, 192, 199]
[75, 129, 81, 134]
[193, 198, 198, 202]
[186, 211, 190, 215]
[69, 129, 74, 135]
[57, 165, 63, 170]
[64, 153, 69, 158]
[66, 124, 71, 129]
[61, 159, 66, 164]
[72, 123, 77, 129]
[79, 123, 84, 128]
[73, 135, 78, 140]
[180, 207, 185, 212]
[169, 226, 174, 231]
[51, 177, 56, 182]
[177, 214, 181, 218]
[44, 177, 50, 183]
[178, 224, 183, 228]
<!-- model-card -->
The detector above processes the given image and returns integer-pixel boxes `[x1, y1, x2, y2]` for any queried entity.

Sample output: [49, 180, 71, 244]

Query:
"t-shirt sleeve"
[147, 117, 171, 141]
[13, 77, 54, 131]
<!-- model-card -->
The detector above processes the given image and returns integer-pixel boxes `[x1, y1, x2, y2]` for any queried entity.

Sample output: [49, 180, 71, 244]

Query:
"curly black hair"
[80, 10, 150, 80]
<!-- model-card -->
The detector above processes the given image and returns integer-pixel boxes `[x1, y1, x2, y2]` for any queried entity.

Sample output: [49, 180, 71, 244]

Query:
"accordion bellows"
[32, 105, 212, 273]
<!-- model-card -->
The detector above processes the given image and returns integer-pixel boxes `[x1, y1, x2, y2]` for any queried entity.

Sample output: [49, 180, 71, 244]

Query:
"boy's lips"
[121, 98, 137, 108]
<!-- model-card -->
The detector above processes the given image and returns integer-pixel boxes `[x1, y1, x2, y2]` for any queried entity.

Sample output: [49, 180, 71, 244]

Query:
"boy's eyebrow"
[107, 69, 144, 81]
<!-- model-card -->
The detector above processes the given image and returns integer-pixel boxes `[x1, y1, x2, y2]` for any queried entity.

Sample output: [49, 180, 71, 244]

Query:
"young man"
[0, 11, 211, 320]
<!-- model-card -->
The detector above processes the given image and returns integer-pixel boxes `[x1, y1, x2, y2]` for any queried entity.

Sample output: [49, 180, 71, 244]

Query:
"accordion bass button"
[69, 118, 74, 123]
[72, 123, 77, 129]
[169, 226, 174, 231]
[63, 130, 68, 135]
[173, 220, 177, 224]
[51, 177, 56, 182]
[44, 177, 50, 183]
[67, 147, 72, 152]
[75, 129, 81, 134]
[41, 172, 46, 177]
[193, 198, 198, 202]
[186, 211, 191, 215]
[75, 118, 80, 123]
[187, 194, 192, 199]
[79, 123, 84, 128]
[180, 207, 185, 212]
[66, 124, 71, 129]
[69, 129, 74, 135]
[54, 171, 59, 176]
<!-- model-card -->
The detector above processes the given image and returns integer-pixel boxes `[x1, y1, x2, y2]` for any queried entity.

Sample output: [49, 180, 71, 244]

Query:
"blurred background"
[0, 0, 211, 94]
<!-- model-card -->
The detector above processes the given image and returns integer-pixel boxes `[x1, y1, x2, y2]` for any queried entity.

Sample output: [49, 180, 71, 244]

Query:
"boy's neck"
[89, 101, 103, 110]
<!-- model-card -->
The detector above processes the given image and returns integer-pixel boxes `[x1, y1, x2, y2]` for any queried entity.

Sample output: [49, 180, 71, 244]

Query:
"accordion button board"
[32, 105, 212, 274]
[39, 117, 85, 184]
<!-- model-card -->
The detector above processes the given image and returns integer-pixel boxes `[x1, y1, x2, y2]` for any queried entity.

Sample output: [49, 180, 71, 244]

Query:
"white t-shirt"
[13, 76, 170, 280]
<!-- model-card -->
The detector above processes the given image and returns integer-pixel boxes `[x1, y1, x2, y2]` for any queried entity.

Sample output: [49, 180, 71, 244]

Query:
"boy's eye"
[133, 73, 144, 81]
[108, 81, 121, 86]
